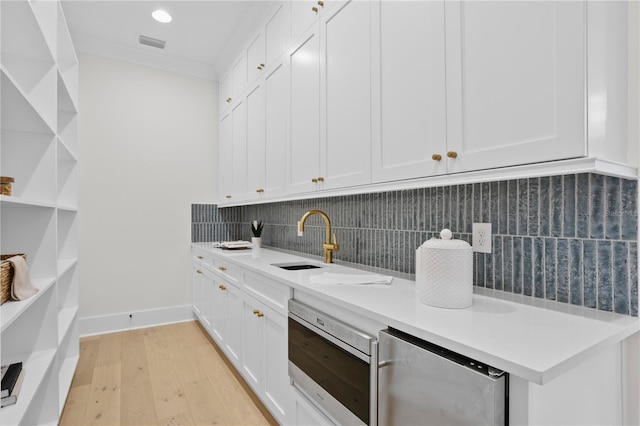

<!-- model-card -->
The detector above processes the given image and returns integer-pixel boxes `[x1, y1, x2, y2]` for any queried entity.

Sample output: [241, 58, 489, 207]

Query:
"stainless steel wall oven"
[288, 299, 378, 426]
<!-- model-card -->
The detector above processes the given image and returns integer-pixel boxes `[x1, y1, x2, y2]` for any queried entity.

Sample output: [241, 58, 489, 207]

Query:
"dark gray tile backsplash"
[192, 173, 638, 316]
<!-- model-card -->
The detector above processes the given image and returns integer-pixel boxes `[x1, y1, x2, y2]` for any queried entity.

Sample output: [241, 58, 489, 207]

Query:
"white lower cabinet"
[192, 255, 289, 424]
[192, 264, 213, 331]
[241, 294, 289, 423]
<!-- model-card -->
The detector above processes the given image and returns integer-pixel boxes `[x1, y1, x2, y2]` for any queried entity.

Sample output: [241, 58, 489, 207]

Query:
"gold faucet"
[298, 209, 339, 263]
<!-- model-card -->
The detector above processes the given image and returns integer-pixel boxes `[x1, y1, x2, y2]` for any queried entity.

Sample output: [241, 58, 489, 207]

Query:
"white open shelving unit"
[1, 0, 79, 424]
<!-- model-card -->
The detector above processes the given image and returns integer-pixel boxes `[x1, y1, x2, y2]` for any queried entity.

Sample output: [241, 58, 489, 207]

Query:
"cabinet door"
[264, 61, 288, 196]
[192, 265, 203, 318]
[265, 2, 289, 65]
[262, 307, 289, 423]
[374, 1, 447, 182]
[231, 100, 247, 200]
[445, 1, 585, 172]
[288, 25, 321, 194]
[246, 82, 266, 199]
[219, 112, 233, 202]
[247, 32, 266, 85]
[320, 0, 372, 189]
[225, 283, 244, 365]
[231, 54, 247, 102]
[211, 279, 227, 346]
[200, 268, 214, 332]
[242, 296, 263, 391]
[220, 72, 231, 112]
[291, 0, 321, 40]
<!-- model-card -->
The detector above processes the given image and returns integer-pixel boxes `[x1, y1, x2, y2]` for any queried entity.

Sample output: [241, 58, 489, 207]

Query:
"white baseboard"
[79, 304, 196, 337]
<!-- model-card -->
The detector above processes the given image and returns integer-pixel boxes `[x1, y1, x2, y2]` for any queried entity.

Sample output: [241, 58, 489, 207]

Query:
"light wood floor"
[60, 321, 278, 426]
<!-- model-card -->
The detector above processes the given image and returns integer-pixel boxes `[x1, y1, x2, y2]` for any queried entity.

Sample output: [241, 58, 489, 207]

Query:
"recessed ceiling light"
[152, 9, 172, 23]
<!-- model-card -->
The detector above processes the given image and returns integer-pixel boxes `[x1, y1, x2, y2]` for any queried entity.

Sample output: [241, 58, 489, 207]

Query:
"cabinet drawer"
[212, 259, 242, 284]
[243, 272, 289, 314]
[192, 247, 214, 268]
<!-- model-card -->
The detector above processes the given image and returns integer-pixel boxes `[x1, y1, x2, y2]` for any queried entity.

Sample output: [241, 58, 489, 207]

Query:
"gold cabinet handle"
[311, 178, 318, 183]
[432, 154, 442, 161]
[257, 312, 264, 318]
[219, 285, 226, 291]
[253, 309, 260, 314]
[447, 151, 458, 158]
[317, 177, 324, 182]
[226, 97, 232, 103]
[318, 0, 324, 6]
[257, 63, 265, 70]
[196, 269, 203, 274]
[312, 6, 318, 12]
[256, 188, 264, 193]
[197, 256, 203, 259]
[219, 266, 227, 271]
[225, 195, 232, 199]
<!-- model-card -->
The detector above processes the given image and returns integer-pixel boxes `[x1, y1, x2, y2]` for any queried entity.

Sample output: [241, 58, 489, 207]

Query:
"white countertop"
[193, 243, 640, 385]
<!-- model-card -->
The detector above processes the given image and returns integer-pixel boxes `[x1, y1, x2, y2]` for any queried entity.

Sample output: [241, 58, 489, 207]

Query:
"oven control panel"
[289, 299, 374, 355]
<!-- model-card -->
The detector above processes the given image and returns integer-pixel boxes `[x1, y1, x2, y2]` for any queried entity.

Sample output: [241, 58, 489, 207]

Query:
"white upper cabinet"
[231, 54, 247, 105]
[373, 1, 447, 183]
[265, 2, 290, 66]
[264, 61, 288, 197]
[247, 32, 266, 85]
[320, 0, 372, 189]
[220, 72, 231, 112]
[218, 112, 233, 201]
[246, 81, 266, 199]
[288, 25, 321, 194]
[444, 0, 586, 173]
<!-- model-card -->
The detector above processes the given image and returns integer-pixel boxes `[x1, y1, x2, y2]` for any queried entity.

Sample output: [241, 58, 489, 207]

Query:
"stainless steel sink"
[272, 262, 322, 271]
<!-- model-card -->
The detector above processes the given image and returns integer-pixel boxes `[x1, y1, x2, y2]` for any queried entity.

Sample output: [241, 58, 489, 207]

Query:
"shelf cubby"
[1, 202, 57, 278]
[56, 139, 78, 209]
[1, 129, 56, 204]
[56, 259, 78, 312]
[1, 70, 56, 135]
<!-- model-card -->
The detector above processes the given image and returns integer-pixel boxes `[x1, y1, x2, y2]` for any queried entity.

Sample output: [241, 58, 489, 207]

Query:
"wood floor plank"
[58, 384, 90, 425]
[71, 338, 99, 387]
[95, 331, 123, 367]
[83, 363, 122, 425]
[120, 328, 159, 426]
[144, 327, 193, 421]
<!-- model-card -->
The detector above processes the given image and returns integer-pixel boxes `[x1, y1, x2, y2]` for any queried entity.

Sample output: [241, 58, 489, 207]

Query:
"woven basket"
[1, 254, 26, 305]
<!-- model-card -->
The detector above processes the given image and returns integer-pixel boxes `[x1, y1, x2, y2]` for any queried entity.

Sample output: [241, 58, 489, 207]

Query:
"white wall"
[78, 53, 218, 324]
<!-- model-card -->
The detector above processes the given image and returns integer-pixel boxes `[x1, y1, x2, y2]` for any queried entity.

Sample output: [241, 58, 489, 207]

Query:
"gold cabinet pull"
[253, 309, 260, 314]
[312, 6, 318, 12]
[256, 188, 264, 193]
[257, 312, 264, 318]
[219, 266, 227, 271]
[225, 195, 232, 199]
[226, 97, 232, 103]
[197, 256, 203, 259]
[447, 151, 458, 158]
[219, 285, 226, 291]
[196, 269, 203, 274]
[317, 177, 324, 182]
[318, 0, 324, 6]
[311, 178, 318, 183]
[257, 65, 262, 70]
[432, 154, 442, 161]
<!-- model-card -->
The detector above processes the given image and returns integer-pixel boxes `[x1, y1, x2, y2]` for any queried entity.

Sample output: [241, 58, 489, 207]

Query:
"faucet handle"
[332, 233, 340, 252]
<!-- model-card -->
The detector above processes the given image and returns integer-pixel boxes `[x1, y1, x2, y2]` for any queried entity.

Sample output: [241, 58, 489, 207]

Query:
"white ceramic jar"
[416, 229, 473, 309]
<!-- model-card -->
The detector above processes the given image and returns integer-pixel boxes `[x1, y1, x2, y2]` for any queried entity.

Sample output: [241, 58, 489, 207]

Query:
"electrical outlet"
[472, 223, 492, 253]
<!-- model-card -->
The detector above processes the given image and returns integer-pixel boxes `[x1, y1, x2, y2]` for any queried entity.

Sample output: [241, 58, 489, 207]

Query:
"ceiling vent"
[139, 35, 166, 49]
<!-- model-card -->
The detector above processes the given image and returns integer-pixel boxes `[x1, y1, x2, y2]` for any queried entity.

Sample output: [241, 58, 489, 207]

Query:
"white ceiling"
[61, 0, 274, 80]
